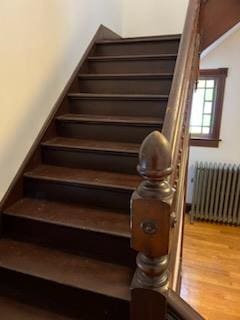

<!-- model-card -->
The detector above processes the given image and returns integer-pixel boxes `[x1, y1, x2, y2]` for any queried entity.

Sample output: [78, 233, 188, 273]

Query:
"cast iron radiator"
[191, 162, 240, 225]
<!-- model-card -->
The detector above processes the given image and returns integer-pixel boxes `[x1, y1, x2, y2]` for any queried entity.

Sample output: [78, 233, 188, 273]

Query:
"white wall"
[122, 0, 188, 37]
[187, 28, 240, 202]
[1, 0, 238, 204]
[0, 0, 123, 201]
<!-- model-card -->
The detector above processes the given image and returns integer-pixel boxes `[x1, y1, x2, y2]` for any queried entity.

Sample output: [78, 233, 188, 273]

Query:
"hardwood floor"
[181, 215, 240, 320]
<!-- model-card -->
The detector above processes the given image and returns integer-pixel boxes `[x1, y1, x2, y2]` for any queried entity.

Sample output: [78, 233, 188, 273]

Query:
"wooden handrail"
[168, 29, 202, 291]
[130, 0, 204, 319]
[162, 0, 202, 191]
[163, 0, 201, 149]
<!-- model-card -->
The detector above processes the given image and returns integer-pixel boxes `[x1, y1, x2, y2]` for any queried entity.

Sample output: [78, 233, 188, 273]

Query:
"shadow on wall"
[0, 0, 123, 201]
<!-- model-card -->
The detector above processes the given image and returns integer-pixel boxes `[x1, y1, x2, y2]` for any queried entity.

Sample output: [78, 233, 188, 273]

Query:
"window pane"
[197, 80, 206, 88]
[190, 126, 202, 134]
[203, 115, 211, 126]
[202, 127, 210, 134]
[206, 80, 215, 88]
[190, 89, 205, 126]
[205, 89, 214, 101]
[204, 102, 213, 114]
[190, 74, 220, 138]
[190, 70, 226, 144]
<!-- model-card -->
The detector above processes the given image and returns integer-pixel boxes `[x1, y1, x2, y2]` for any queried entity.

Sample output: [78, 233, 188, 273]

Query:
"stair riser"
[2, 216, 135, 267]
[78, 78, 172, 94]
[57, 122, 162, 143]
[42, 148, 138, 174]
[24, 178, 133, 211]
[0, 31, 178, 319]
[95, 40, 180, 56]
[69, 98, 167, 117]
[88, 59, 176, 74]
[0, 268, 130, 319]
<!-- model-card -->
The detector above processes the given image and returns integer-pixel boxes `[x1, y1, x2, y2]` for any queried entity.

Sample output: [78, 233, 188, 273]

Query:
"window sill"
[190, 138, 221, 148]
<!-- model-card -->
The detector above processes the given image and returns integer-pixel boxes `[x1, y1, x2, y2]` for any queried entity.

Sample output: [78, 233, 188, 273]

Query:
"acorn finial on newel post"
[130, 131, 175, 319]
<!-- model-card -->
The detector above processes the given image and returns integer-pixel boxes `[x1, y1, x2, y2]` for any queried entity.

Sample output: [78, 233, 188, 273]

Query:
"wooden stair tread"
[4, 198, 130, 238]
[0, 239, 131, 301]
[56, 114, 163, 125]
[42, 137, 139, 154]
[68, 93, 169, 100]
[96, 35, 181, 44]
[0, 28, 179, 317]
[0, 296, 75, 320]
[78, 73, 174, 79]
[88, 54, 178, 61]
[24, 165, 140, 190]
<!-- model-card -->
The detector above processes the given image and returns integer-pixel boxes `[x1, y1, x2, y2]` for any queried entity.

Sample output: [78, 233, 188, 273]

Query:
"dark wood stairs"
[0, 30, 180, 319]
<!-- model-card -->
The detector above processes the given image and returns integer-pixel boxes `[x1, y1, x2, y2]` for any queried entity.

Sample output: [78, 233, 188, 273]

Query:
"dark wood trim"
[200, 0, 240, 50]
[162, 0, 201, 145]
[167, 289, 205, 320]
[190, 138, 221, 147]
[162, 0, 201, 293]
[200, 68, 228, 76]
[190, 68, 228, 148]
[213, 68, 228, 144]
[0, 25, 121, 213]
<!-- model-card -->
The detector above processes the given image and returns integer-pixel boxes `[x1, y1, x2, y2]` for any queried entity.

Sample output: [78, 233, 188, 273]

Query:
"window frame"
[190, 68, 228, 148]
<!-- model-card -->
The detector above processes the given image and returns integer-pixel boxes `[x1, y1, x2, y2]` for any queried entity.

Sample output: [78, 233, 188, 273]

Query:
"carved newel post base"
[130, 131, 174, 320]
[134, 253, 168, 289]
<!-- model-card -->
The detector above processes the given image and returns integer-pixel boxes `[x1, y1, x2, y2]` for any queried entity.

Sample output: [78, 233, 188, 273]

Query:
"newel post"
[130, 131, 174, 320]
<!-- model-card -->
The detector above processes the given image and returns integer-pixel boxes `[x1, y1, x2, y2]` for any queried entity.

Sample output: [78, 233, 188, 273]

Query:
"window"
[190, 68, 228, 147]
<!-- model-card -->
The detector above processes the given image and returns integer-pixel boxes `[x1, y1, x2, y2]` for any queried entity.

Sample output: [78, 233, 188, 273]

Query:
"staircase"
[0, 32, 181, 319]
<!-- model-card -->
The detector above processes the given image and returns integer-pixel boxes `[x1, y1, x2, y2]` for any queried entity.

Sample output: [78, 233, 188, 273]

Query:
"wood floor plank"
[181, 216, 240, 320]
